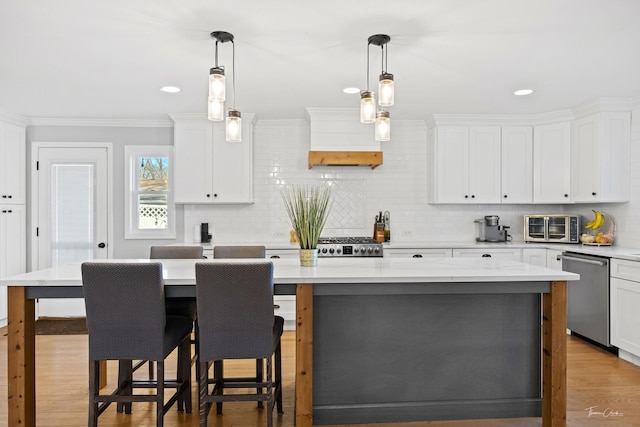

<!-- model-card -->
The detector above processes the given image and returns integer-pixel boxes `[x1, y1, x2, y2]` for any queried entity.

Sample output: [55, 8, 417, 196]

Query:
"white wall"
[25, 106, 640, 261]
[25, 125, 177, 260]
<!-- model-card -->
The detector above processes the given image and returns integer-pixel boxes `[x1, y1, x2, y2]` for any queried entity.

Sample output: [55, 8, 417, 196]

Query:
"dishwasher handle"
[561, 254, 607, 266]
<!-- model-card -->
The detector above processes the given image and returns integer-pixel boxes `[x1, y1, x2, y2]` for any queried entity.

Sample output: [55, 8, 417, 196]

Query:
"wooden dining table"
[2, 256, 577, 427]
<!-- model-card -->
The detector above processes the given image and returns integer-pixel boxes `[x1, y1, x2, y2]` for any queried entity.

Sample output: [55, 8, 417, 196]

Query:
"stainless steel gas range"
[317, 237, 383, 257]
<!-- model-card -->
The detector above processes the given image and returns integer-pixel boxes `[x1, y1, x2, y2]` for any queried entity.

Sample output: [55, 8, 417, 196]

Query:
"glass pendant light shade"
[209, 67, 226, 101]
[375, 111, 390, 142]
[226, 110, 242, 142]
[208, 97, 224, 121]
[360, 91, 376, 123]
[378, 73, 394, 107]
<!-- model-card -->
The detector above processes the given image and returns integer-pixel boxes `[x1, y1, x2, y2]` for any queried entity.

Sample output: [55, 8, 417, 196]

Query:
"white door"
[33, 144, 111, 317]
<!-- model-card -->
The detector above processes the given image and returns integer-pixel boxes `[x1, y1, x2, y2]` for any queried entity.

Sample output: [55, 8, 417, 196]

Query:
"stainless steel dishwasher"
[562, 252, 613, 348]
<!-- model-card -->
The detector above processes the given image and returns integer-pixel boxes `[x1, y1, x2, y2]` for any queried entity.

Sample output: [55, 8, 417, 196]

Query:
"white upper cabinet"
[428, 125, 501, 204]
[501, 126, 533, 203]
[533, 121, 572, 203]
[0, 121, 26, 204]
[171, 114, 254, 204]
[572, 111, 631, 203]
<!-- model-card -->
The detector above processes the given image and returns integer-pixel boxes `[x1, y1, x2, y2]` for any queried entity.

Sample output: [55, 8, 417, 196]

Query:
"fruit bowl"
[581, 210, 615, 246]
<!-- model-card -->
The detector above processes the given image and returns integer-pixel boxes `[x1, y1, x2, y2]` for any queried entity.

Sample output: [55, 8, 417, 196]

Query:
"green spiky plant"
[282, 184, 332, 250]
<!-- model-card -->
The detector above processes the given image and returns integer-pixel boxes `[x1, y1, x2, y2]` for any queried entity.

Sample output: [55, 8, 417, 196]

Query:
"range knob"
[336, 248, 342, 254]
[329, 248, 335, 254]
[321, 248, 328, 254]
[367, 247, 373, 254]
[374, 247, 381, 254]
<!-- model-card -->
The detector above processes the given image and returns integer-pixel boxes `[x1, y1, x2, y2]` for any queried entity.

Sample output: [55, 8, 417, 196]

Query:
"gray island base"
[311, 281, 546, 425]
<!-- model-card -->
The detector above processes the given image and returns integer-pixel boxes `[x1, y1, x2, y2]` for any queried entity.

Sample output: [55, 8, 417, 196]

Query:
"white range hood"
[306, 108, 383, 169]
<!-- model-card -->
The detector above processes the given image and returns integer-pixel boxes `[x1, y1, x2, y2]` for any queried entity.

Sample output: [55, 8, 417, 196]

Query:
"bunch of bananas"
[585, 210, 605, 230]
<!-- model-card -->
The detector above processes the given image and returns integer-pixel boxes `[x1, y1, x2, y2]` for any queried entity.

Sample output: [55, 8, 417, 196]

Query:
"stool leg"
[256, 358, 264, 409]
[275, 340, 283, 413]
[214, 360, 223, 415]
[88, 360, 99, 427]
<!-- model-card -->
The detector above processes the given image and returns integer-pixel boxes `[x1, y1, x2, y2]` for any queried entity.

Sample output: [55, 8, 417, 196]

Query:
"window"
[125, 145, 175, 239]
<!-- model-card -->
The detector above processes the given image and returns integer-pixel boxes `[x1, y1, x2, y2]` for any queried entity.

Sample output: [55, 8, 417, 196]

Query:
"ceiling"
[1, 0, 639, 122]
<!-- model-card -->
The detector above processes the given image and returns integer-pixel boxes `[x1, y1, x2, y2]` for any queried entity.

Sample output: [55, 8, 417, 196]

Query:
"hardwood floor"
[1, 330, 639, 426]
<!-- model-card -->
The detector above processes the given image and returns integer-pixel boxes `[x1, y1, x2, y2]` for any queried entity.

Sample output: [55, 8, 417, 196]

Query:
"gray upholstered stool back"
[213, 245, 265, 259]
[195, 262, 274, 361]
[150, 245, 203, 259]
[81, 262, 168, 361]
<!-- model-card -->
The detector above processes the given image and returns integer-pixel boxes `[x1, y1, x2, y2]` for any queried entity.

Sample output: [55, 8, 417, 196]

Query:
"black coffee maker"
[200, 223, 212, 243]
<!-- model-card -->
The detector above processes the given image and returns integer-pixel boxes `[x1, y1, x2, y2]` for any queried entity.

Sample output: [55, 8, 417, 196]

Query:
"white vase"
[299, 249, 318, 267]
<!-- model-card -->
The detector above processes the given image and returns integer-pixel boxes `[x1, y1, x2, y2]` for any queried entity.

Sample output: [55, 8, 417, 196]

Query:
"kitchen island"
[2, 256, 577, 427]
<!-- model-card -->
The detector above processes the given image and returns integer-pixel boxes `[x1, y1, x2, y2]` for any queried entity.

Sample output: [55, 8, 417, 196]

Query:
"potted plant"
[282, 184, 332, 266]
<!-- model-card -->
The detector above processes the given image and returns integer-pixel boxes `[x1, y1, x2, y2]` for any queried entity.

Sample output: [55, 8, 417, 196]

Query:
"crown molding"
[0, 109, 29, 127]
[572, 98, 634, 119]
[426, 110, 576, 127]
[28, 117, 174, 127]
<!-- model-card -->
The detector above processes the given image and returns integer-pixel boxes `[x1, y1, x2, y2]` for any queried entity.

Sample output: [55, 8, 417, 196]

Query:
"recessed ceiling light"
[160, 86, 181, 93]
[514, 89, 534, 96]
[343, 87, 360, 94]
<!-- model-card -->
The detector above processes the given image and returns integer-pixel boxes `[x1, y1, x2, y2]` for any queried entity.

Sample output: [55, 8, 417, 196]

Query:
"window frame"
[124, 145, 176, 239]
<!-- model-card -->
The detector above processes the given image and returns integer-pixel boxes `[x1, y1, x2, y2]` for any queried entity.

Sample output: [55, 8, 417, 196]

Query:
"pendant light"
[374, 38, 394, 107]
[375, 110, 390, 141]
[208, 31, 242, 142]
[361, 34, 394, 140]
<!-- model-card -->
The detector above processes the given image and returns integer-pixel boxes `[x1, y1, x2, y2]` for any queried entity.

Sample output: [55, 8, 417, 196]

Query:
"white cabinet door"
[429, 126, 468, 203]
[173, 115, 254, 204]
[429, 125, 500, 204]
[266, 249, 299, 259]
[274, 295, 296, 330]
[211, 121, 253, 203]
[174, 121, 214, 203]
[522, 248, 546, 267]
[546, 249, 563, 270]
[452, 248, 522, 261]
[0, 122, 26, 204]
[533, 122, 571, 203]
[572, 112, 630, 203]
[468, 126, 501, 203]
[611, 276, 640, 356]
[501, 126, 533, 203]
[385, 248, 452, 258]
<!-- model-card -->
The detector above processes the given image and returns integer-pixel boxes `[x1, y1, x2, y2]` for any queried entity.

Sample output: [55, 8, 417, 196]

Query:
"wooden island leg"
[542, 280, 567, 427]
[7, 286, 36, 427]
[296, 283, 313, 427]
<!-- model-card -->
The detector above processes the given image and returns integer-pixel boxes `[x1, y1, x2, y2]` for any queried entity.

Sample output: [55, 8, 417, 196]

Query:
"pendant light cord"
[231, 41, 236, 110]
[381, 43, 387, 73]
[366, 42, 370, 92]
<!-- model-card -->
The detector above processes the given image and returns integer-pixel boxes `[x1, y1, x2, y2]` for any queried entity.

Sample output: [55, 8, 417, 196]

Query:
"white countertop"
[0, 257, 577, 287]
[177, 240, 640, 261]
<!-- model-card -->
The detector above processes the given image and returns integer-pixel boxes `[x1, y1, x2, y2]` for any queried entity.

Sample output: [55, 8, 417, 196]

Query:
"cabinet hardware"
[97, 242, 106, 248]
[270, 255, 281, 259]
[412, 254, 423, 258]
[482, 253, 491, 257]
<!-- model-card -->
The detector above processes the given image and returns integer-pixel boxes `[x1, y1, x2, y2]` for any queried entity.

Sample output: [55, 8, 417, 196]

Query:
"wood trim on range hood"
[308, 151, 383, 169]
